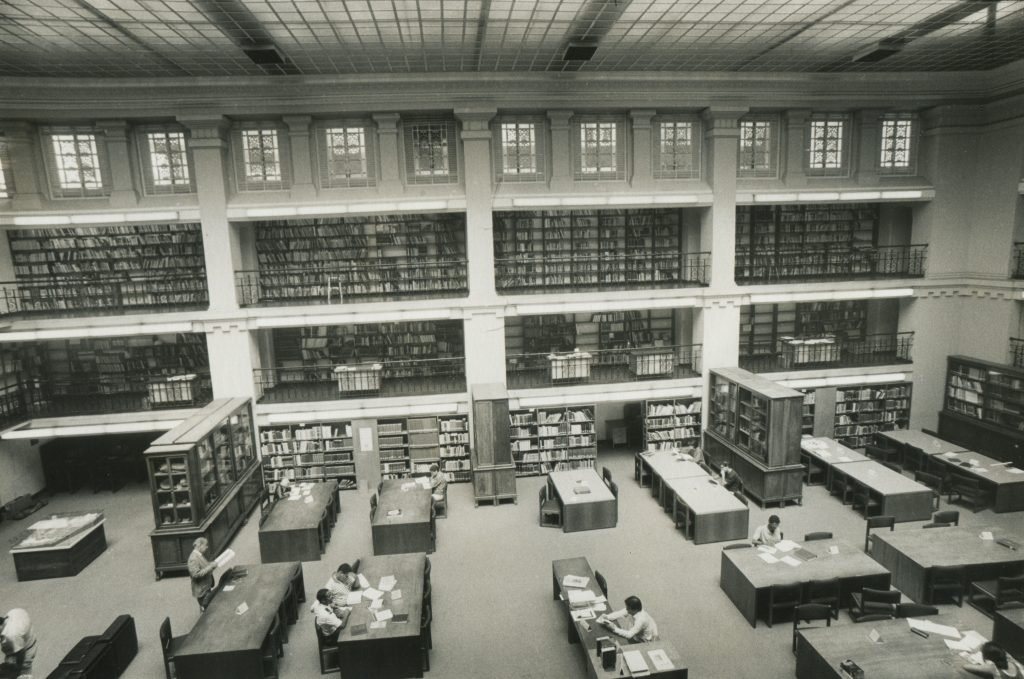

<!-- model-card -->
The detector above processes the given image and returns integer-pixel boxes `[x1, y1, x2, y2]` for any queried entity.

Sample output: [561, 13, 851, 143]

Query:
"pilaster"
[463, 310, 508, 387]
[1, 121, 44, 210]
[855, 109, 886, 185]
[629, 109, 656, 189]
[95, 119, 139, 207]
[702, 107, 746, 291]
[547, 110, 574, 192]
[456, 107, 498, 302]
[372, 113, 403, 194]
[205, 321, 257, 400]
[782, 109, 811, 185]
[282, 115, 316, 201]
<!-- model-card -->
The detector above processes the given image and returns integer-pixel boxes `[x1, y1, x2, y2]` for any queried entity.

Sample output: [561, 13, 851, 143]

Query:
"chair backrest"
[951, 474, 981, 492]
[159, 617, 172, 657]
[864, 444, 886, 459]
[771, 582, 803, 603]
[602, 466, 613, 486]
[804, 531, 833, 542]
[914, 470, 943, 491]
[595, 570, 608, 597]
[896, 603, 939, 618]
[794, 603, 832, 623]
[932, 510, 960, 526]
[997, 575, 1024, 601]
[862, 587, 901, 606]
[867, 515, 896, 531]
[807, 577, 840, 596]
[608, 480, 619, 498]
[539, 485, 547, 505]
[923, 522, 951, 529]
[931, 565, 964, 584]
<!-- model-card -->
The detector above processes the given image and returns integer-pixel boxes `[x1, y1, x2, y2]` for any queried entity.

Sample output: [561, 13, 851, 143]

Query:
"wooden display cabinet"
[145, 398, 262, 578]
[471, 383, 517, 505]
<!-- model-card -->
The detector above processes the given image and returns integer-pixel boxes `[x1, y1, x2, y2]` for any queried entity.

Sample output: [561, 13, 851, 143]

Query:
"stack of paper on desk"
[623, 650, 650, 676]
[362, 587, 383, 601]
[378, 575, 397, 591]
[570, 608, 596, 621]
[345, 592, 362, 605]
[907, 618, 961, 638]
[567, 589, 597, 607]
[648, 649, 674, 671]
[563, 574, 590, 588]
[775, 540, 800, 553]
[357, 573, 371, 589]
[758, 552, 779, 564]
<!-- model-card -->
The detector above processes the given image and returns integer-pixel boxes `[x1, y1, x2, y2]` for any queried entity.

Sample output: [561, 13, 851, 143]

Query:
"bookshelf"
[833, 382, 912, 449]
[6, 223, 207, 310]
[272, 320, 463, 370]
[509, 404, 597, 477]
[643, 397, 702, 452]
[704, 367, 804, 507]
[799, 389, 816, 436]
[735, 203, 878, 281]
[493, 208, 687, 293]
[506, 310, 675, 362]
[740, 304, 796, 356]
[438, 415, 471, 483]
[259, 422, 358, 490]
[251, 213, 467, 302]
[740, 301, 866, 356]
[378, 419, 410, 480]
[939, 356, 1024, 462]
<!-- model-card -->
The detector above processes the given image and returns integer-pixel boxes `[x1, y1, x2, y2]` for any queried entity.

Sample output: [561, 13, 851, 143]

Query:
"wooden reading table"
[174, 562, 300, 679]
[552, 556, 688, 679]
[720, 538, 890, 627]
[637, 451, 709, 509]
[828, 460, 934, 521]
[335, 553, 425, 679]
[875, 429, 967, 471]
[259, 480, 338, 563]
[666, 477, 748, 544]
[994, 608, 1024, 664]
[548, 469, 618, 533]
[928, 450, 1024, 513]
[799, 437, 868, 487]
[372, 478, 434, 555]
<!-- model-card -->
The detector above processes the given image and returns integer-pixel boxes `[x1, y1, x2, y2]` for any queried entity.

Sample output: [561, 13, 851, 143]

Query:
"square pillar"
[463, 311, 508, 387]
[205, 322, 258, 400]
[456, 107, 497, 302]
[1, 121, 44, 210]
[701, 107, 747, 291]
[95, 120, 139, 207]
[283, 115, 317, 201]
[856, 110, 886, 186]
[782, 109, 811, 185]
[373, 113, 403, 194]
[547, 110, 574, 192]
[630, 109, 656, 189]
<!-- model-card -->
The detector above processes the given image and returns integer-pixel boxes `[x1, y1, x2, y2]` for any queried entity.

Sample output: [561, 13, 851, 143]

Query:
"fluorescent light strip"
[839, 191, 881, 201]
[797, 192, 840, 202]
[518, 297, 697, 315]
[2, 419, 185, 439]
[607, 196, 652, 205]
[0, 321, 193, 342]
[753, 193, 799, 203]
[518, 385, 696, 408]
[512, 197, 563, 207]
[71, 213, 126, 224]
[266, 402, 461, 424]
[750, 288, 914, 304]
[399, 200, 449, 211]
[779, 373, 908, 389]
[297, 205, 349, 216]
[653, 194, 703, 204]
[12, 215, 71, 226]
[246, 207, 297, 218]
[562, 196, 607, 206]
[255, 308, 453, 329]
[881, 190, 923, 200]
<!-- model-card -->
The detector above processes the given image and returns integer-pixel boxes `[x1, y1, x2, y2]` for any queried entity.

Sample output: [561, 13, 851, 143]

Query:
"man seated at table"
[311, 589, 351, 642]
[429, 464, 447, 504]
[597, 596, 659, 644]
[751, 514, 783, 546]
[718, 461, 741, 492]
[324, 562, 360, 604]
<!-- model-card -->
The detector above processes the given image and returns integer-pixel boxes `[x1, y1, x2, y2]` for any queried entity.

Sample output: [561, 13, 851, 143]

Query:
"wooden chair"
[433, 484, 448, 519]
[829, 472, 854, 505]
[851, 484, 882, 517]
[864, 443, 901, 467]
[897, 603, 939, 618]
[595, 570, 608, 598]
[766, 582, 803, 627]
[369, 493, 378, 520]
[926, 565, 965, 606]
[602, 466, 613, 487]
[914, 470, 944, 510]
[732, 491, 748, 506]
[421, 603, 433, 670]
[849, 587, 900, 621]
[539, 485, 562, 528]
[969, 574, 1024, 616]
[947, 476, 990, 511]
[315, 622, 340, 674]
[864, 515, 895, 553]
[804, 577, 841, 620]
[804, 532, 833, 542]
[792, 603, 832, 653]
[261, 618, 280, 679]
[292, 563, 306, 604]
[932, 510, 960, 526]
[159, 617, 185, 679]
[607, 480, 619, 499]
[634, 454, 651, 487]
[900, 444, 926, 473]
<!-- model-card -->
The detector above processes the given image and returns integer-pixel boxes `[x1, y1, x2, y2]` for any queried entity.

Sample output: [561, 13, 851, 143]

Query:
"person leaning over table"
[187, 537, 218, 612]
[963, 642, 1024, 679]
[311, 589, 352, 642]
[271, 476, 292, 500]
[718, 461, 741, 492]
[0, 608, 35, 679]
[597, 596, 659, 644]
[324, 562, 361, 604]
[751, 514, 783, 546]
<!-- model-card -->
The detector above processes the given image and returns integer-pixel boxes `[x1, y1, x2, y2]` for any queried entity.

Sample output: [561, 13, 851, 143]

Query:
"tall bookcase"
[799, 389, 816, 436]
[493, 208, 687, 292]
[939, 356, 1024, 463]
[7, 223, 208, 309]
[740, 301, 867, 355]
[250, 213, 467, 302]
[833, 382, 912, 449]
[642, 397, 702, 452]
[703, 367, 803, 507]
[735, 203, 878, 280]
[508, 404, 597, 477]
[259, 422, 358, 490]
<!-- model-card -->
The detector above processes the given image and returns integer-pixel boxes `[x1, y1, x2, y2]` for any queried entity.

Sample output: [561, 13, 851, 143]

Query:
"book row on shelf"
[643, 397, 703, 452]
[509, 405, 597, 476]
[515, 458, 596, 478]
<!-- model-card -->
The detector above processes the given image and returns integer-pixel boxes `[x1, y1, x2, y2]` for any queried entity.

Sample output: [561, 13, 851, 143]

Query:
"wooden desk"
[829, 460, 934, 522]
[877, 429, 967, 456]
[639, 451, 709, 509]
[549, 469, 618, 533]
[720, 539, 890, 627]
[259, 481, 337, 563]
[994, 608, 1024, 664]
[929, 451, 1024, 513]
[174, 562, 299, 679]
[372, 479, 434, 555]
[666, 477, 748, 545]
[870, 526, 1024, 603]
[799, 437, 868, 487]
[552, 557, 688, 679]
[796, 614, 975, 679]
[335, 553, 425, 679]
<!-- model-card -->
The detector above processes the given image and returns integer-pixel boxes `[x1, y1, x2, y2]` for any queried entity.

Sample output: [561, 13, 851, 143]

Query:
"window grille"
[737, 118, 778, 178]
[404, 118, 459, 185]
[40, 127, 112, 198]
[317, 122, 376, 188]
[573, 117, 626, 181]
[654, 118, 701, 179]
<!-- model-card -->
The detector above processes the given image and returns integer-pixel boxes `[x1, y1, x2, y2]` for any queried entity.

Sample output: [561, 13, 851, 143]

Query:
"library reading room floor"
[0, 446, 1013, 678]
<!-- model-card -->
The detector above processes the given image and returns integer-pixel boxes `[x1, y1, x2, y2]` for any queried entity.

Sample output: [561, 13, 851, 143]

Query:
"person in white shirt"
[599, 596, 659, 644]
[429, 464, 447, 503]
[311, 589, 351, 641]
[324, 562, 360, 606]
[752, 514, 783, 546]
[963, 642, 1024, 679]
[0, 608, 36, 679]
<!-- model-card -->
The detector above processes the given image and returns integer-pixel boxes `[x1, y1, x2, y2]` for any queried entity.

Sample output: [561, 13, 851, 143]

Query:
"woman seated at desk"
[597, 596, 659, 644]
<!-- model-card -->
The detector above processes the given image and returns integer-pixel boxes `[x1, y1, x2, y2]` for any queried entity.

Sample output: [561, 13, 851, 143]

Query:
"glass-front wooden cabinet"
[145, 398, 262, 578]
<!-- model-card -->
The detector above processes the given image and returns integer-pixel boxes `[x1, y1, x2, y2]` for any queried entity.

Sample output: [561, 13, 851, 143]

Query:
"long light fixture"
[2, 418, 185, 439]
[255, 308, 455, 329]
[0, 321, 194, 342]
[8, 210, 181, 226]
[264, 401, 463, 425]
[517, 385, 697, 408]
[747, 189, 929, 204]
[237, 199, 468, 220]
[750, 288, 914, 304]
[516, 297, 698, 315]
[779, 372, 908, 389]
[508, 194, 711, 209]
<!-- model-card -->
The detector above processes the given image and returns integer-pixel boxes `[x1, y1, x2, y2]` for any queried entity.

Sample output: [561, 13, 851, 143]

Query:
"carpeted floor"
[0, 445, 1011, 679]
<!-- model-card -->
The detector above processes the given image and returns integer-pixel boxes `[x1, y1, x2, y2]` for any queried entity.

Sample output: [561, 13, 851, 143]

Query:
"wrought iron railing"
[495, 252, 711, 294]
[506, 344, 702, 389]
[254, 357, 466, 403]
[0, 272, 208, 318]
[11, 372, 213, 419]
[1010, 337, 1024, 369]
[739, 332, 914, 373]
[235, 259, 469, 307]
[735, 244, 927, 284]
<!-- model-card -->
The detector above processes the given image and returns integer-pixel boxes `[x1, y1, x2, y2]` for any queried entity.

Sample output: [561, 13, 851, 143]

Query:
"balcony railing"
[254, 357, 466, 403]
[235, 259, 469, 307]
[506, 344, 702, 389]
[0, 273, 208, 319]
[739, 332, 914, 373]
[1010, 338, 1024, 369]
[7, 373, 213, 420]
[1013, 244, 1024, 279]
[495, 252, 710, 294]
[735, 244, 927, 284]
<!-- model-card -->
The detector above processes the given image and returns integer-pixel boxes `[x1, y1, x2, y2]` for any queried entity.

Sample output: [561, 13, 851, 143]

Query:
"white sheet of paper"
[775, 540, 800, 553]
[369, 598, 383, 610]
[907, 618, 961, 639]
[222, 585, 236, 592]
[357, 573, 371, 589]
[868, 629, 882, 643]
[571, 608, 595, 621]
[959, 630, 988, 652]
[378, 575, 397, 591]
[593, 602, 608, 612]
[286, 494, 301, 501]
[304, 496, 314, 503]
[369, 621, 387, 629]
[345, 592, 362, 605]
[362, 587, 383, 601]
[391, 589, 402, 601]
[757, 544, 778, 554]
[214, 548, 236, 568]
[375, 608, 393, 622]
[758, 552, 779, 564]
[980, 531, 994, 540]
[648, 649, 674, 671]
[946, 638, 974, 652]
[235, 602, 249, 615]
[780, 555, 802, 567]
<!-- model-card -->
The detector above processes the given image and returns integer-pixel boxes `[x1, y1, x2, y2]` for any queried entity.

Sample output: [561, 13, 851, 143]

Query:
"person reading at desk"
[597, 596, 659, 644]
[187, 537, 219, 612]
[752, 515, 783, 546]
[429, 464, 447, 504]
[963, 642, 1024, 678]
[324, 562, 361, 603]
[311, 589, 351, 642]
[0, 608, 35, 679]
[271, 477, 292, 500]
[718, 461, 741, 492]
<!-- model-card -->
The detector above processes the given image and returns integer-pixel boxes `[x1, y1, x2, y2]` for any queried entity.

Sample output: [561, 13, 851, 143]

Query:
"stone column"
[455, 107, 497, 303]
[782, 109, 811, 185]
[547, 110, 574, 192]
[372, 113, 403, 194]
[701, 107, 747, 291]
[95, 119, 138, 207]
[630, 109, 656, 189]
[282, 115, 316, 201]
